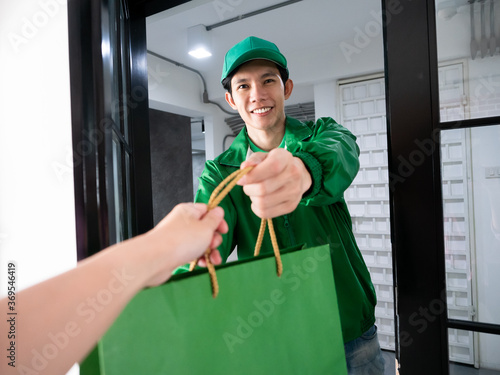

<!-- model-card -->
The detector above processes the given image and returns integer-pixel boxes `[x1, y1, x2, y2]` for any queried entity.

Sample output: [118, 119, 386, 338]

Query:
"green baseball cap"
[221, 36, 288, 82]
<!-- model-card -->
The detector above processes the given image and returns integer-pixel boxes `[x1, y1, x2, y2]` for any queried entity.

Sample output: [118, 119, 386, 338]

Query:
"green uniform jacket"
[194, 116, 376, 343]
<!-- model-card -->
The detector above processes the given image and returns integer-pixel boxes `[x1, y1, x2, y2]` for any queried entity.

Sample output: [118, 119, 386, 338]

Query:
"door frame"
[68, 0, 500, 373]
[382, 0, 500, 373]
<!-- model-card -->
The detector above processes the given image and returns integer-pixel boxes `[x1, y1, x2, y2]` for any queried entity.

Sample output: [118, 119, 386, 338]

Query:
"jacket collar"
[218, 116, 312, 167]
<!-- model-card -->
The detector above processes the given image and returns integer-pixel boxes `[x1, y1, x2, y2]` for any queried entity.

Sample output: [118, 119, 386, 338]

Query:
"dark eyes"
[236, 79, 275, 90]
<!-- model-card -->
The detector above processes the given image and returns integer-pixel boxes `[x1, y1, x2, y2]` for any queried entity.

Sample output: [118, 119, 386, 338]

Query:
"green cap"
[221, 36, 288, 82]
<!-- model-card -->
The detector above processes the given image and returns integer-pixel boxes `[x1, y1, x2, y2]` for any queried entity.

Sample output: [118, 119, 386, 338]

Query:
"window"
[107, 0, 134, 244]
[340, 76, 395, 350]
[68, 0, 138, 258]
[435, 0, 500, 371]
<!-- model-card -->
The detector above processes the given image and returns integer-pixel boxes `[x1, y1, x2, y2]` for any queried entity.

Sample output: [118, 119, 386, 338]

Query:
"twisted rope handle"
[189, 166, 282, 298]
[254, 218, 282, 277]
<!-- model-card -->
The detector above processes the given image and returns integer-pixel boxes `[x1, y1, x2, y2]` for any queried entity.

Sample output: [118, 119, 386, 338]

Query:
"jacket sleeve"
[290, 117, 360, 207]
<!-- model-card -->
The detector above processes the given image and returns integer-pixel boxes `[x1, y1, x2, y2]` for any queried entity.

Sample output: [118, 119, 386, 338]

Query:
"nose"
[249, 84, 267, 102]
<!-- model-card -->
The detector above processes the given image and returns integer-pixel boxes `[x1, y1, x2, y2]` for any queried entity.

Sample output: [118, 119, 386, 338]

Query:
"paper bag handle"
[189, 166, 282, 298]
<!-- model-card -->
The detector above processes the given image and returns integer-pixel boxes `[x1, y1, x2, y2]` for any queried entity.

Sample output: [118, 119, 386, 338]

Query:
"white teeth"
[253, 107, 271, 114]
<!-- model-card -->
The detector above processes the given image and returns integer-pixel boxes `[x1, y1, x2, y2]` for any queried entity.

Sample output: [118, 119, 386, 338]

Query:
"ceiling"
[146, 0, 385, 105]
[145, 0, 480, 101]
[145, 0, 481, 146]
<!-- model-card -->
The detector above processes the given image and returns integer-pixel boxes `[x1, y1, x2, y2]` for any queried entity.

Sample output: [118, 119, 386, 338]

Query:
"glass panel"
[112, 134, 124, 243]
[435, 0, 500, 122]
[146, 0, 394, 355]
[441, 125, 500, 348]
[124, 151, 133, 238]
[119, 1, 130, 141]
[340, 77, 395, 351]
[468, 124, 500, 327]
[109, 0, 121, 127]
[107, 0, 132, 244]
[448, 329, 500, 372]
[448, 328, 475, 366]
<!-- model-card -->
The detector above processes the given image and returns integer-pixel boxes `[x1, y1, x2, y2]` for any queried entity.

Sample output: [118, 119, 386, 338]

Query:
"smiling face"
[225, 59, 293, 150]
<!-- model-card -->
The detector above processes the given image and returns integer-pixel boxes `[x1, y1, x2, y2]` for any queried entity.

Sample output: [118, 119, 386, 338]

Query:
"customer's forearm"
[1, 235, 155, 375]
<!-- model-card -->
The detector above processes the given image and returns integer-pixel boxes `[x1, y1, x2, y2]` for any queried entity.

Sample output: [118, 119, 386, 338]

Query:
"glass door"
[435, 0, 500, 371]
[70, 0, 500, 373]
[384, 0, 500, 373]
[68, 0, 139, 259]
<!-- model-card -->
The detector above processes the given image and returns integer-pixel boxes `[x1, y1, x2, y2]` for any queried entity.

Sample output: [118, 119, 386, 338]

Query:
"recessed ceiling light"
[187, 25, 212, 59]
[188, 47, 212, 59]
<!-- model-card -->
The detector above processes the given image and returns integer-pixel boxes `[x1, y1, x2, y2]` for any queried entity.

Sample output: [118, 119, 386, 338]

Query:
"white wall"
[291, 34, 385, 88]
[467, 57, 500, 119]
[0, 0, 77, 288]
[0, 7, 79, 372]
[147, 54, 234, 160]
[0, 0, 77, 372]
[314, 81, 339, 120]
[470, 125, 500, 370]
[459, 52, 500, 371]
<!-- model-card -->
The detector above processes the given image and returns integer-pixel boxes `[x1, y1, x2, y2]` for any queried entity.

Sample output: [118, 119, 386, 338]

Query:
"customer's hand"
[144, 203, 227, 286]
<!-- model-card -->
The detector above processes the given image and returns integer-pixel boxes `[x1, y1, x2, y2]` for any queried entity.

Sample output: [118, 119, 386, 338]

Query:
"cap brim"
[221, 49, 287, 82]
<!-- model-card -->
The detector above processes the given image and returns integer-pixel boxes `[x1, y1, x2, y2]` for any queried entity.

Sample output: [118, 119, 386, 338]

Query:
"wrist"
[292, 151, 322, 200]
[294, 156, 312, 196]
[137, 230, 178, 287]
[107, 232, 174, 291]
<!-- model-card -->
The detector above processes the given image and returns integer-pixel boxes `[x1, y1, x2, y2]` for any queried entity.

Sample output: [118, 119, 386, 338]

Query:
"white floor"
[382, 351, 500, 375]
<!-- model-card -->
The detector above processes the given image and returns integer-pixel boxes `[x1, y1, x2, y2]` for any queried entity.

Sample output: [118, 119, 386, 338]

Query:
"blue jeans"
[344, 325, 385, 375]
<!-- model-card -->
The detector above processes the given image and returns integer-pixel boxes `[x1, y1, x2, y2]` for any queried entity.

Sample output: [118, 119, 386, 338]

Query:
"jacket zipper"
[283, 214, 296, 246]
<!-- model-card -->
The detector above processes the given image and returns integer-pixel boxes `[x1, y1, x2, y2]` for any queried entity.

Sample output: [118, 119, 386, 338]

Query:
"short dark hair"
[222, 63, 289, 94]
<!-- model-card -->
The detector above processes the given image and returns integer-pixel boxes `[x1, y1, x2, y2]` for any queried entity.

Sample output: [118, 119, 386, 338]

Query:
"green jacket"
[195, 116, 376, 343]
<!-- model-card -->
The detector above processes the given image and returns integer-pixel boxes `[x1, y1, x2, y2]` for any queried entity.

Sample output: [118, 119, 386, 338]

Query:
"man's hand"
[238, 148, 312, 218]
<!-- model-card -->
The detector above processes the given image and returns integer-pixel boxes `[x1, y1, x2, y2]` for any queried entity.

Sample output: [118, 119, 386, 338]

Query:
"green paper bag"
[98, 245, 347, 374]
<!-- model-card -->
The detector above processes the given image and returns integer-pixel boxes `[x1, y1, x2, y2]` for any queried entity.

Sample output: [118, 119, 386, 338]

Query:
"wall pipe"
[147, 49, 235, 115]
[205, 0, 303, 31]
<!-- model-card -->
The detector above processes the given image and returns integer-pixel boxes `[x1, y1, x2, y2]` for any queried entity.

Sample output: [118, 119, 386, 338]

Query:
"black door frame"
[383, 0, 500, 373]
[68, 0, 112, 258]
[68, 0, 155, 259]
[69, 0, 500, 373]
[382, 1, 449, 372]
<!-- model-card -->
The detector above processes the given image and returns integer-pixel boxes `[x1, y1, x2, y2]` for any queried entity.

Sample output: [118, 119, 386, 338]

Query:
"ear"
[225, 91, 238, 110]
[284, 79, 294, 100]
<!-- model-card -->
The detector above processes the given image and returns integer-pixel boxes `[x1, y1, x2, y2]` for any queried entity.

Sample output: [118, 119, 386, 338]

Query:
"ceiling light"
[189, 47, 212, 59]
[437, 0, 458, 20]
[187, 25, 212, 59]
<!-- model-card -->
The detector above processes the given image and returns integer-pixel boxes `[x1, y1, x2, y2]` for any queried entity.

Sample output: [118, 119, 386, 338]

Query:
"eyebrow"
[233, 71, 279, 86]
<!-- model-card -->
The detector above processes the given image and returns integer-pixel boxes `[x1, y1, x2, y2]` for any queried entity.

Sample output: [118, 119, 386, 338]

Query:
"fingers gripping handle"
[189, 166, 282, 298]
